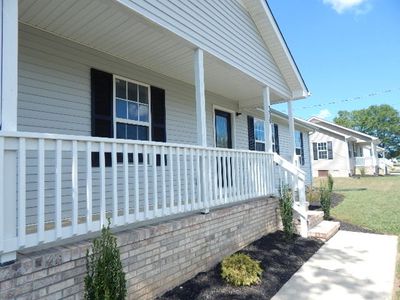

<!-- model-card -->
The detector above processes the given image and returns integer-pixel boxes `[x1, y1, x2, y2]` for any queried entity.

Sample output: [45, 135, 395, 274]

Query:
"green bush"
[306, 185, 320, 204]
[319, 185, 332, 220]
[84, 220, 127, 300]
[327, 173, 334, 193]
[360, 167, 366, 176]
[221, 253, 263, 286]
[279, 185, 294, 240]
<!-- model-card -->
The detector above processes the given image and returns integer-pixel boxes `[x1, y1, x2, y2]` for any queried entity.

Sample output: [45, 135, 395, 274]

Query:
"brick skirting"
[0, 197, 280, 299]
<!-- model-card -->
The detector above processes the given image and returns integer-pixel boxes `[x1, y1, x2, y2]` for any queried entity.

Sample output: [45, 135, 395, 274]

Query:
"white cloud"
[317, 109, 332, 119]
[323, 0, 371, 14]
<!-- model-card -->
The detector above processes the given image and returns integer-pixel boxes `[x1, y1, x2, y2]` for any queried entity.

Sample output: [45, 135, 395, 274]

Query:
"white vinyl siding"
[118, 0, 291, 97]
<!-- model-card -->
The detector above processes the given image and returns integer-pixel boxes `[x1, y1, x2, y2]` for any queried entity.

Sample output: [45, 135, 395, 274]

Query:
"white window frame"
[113, 74, 152, 140]
[254, 118, 265, 151]
[295, 130, 303, 164]
[254, 118, 276, 152]
[317, 142, 328, 160]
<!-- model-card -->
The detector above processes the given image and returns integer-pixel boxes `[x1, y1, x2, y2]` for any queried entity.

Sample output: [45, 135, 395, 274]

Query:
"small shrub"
[221, 253, 263, 286]
[84, 220, 126, 300]
[319, 185, 332, 220]
[327, 174, 334, 193]
[359, 167, 366, 176]
[306, 185, 320, 204]
[279, 185, 294, 240]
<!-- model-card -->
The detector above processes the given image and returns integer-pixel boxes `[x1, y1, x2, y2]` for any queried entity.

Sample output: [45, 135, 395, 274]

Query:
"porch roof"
[18, 0, 306, 106]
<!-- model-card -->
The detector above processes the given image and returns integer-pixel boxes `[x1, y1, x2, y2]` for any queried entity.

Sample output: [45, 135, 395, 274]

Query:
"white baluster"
[72, 140, 78, 235]
[85, 141, 92, 232]
[112, 143, 118, 225]
[38, 139, 45, 242]
[123, 144, 129, 223]
[18, 138, 26, 247]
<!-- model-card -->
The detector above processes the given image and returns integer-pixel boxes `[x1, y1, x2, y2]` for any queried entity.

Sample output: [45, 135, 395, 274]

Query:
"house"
[0, 0, 324, 298]
[309, 117, 390, 177]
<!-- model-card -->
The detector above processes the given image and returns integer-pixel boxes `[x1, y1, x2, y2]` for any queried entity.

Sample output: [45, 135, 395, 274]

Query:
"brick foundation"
[0, 197, 279, 300]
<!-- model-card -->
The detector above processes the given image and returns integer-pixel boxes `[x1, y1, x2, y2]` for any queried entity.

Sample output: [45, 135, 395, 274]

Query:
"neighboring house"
[309, 117, 390, 177]
[0, 1, 321, 298]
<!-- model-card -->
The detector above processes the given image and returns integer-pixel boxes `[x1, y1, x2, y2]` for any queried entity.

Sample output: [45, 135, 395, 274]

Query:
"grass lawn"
[326, 176, 400, 299]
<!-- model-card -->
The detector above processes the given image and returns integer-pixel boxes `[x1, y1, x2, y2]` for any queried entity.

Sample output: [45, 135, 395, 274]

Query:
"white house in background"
[0, 0, 317, 272]
[308, 117, 390, 177]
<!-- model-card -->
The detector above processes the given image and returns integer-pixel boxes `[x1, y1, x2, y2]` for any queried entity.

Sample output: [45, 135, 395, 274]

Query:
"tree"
[333, 105, 400, 158]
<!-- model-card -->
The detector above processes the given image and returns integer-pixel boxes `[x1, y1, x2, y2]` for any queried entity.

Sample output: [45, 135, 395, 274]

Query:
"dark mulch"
[158, 231, 323, 300]
[309, 192, 377, 234]
[308, 192, 344, 211]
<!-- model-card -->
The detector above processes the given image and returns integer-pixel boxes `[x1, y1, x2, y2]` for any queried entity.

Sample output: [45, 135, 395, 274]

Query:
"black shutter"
[313, 143, 318, 160]
[274, 123, 280, 154]
[151, 86, 167, 166]
[91, 68, 113, 167]
[247, 116, 255, 151]
[151, 86, 166, 142]
[327, 141, 333, 159]
[300, 132, 304, 165]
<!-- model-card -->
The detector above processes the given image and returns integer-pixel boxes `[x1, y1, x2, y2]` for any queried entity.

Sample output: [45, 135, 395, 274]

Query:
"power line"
[289, 87, 400, 111]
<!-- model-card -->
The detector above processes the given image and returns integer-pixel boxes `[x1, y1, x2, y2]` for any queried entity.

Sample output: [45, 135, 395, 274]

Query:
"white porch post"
[371, 142, 377, 173]
[263, 86, 273, 153]
[194, 48, 209, 213]
[0, 0, 18, 264]
[194, 48, 207, 147]
[287, 100, 296, 164]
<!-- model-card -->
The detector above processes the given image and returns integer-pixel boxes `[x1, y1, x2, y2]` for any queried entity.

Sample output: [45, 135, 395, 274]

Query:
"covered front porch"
[0, 0, 308, 264]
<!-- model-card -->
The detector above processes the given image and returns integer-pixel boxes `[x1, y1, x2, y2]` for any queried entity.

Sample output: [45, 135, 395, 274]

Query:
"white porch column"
[371, 142, 377, 171]
[0, 0, 18, 265]
[287, 100, 296, 164]
[263, 86, 273, 153]
[1, 0, 18, 131]
[194, 48, 207, 147]
[194, 48, 209, 213]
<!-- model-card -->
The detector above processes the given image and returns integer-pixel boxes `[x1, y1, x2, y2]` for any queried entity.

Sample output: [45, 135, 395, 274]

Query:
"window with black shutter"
[90, 69, 166, 167]
[295, 130, 305, 165]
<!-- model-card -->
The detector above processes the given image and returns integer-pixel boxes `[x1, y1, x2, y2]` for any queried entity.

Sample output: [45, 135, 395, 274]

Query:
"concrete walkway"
[273, 231, 398, 300]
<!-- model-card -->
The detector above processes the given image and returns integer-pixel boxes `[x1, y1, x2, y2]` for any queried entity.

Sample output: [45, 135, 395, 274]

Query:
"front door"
[215, 109, 233, 189]
[215, 109, 232, 149]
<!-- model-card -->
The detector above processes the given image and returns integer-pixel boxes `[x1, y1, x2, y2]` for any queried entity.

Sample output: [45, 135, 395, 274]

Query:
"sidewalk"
[273, 230, 398, 300]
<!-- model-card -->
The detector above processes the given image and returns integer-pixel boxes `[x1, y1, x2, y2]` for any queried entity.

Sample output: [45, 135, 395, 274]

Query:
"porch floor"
[273, 231, 398, 300]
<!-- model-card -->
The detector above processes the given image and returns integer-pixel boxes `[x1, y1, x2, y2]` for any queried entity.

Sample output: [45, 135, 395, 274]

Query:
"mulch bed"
[309, 192, 377, 234]
[158, 231, 323, 300]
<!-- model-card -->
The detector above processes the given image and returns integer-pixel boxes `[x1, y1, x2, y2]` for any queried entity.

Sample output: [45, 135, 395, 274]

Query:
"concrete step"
[308, 220, 340, 242]
[307, 211, 324, 229]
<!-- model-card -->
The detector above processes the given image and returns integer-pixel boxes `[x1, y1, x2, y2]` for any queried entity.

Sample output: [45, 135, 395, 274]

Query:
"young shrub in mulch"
[327, 173, 334, 193]
[319, 185, 332, 220]
[221, 253, 263, 286]
[84, 220, 127, 300]
[279, 185, 294, 240]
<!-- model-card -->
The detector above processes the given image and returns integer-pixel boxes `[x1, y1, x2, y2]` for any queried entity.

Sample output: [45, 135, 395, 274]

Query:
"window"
[114, 77, 150, 141]
[253, 119, 277, 152]
[295, 130, 304, 164]
[318, 142, 328, 159]
[254, 119, 265, 151]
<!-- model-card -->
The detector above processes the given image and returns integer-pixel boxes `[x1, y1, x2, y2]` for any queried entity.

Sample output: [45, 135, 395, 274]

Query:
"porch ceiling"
[19, 0, 284, 106]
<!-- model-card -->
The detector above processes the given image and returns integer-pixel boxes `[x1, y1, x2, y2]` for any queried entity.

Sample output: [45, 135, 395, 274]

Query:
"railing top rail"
[273, 153, 306, 180]
[0, 131, 275, 155]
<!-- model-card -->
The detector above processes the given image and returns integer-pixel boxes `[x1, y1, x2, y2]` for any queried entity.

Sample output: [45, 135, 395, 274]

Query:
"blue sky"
[269, 0, 400, 121]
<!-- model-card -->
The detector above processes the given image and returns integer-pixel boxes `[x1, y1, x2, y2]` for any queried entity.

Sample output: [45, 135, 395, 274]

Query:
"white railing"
[379, 157, 393, 169]
[0, 131, 280, 261]
[273, 153, 308, 237]
[355, 156, 373, 167]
